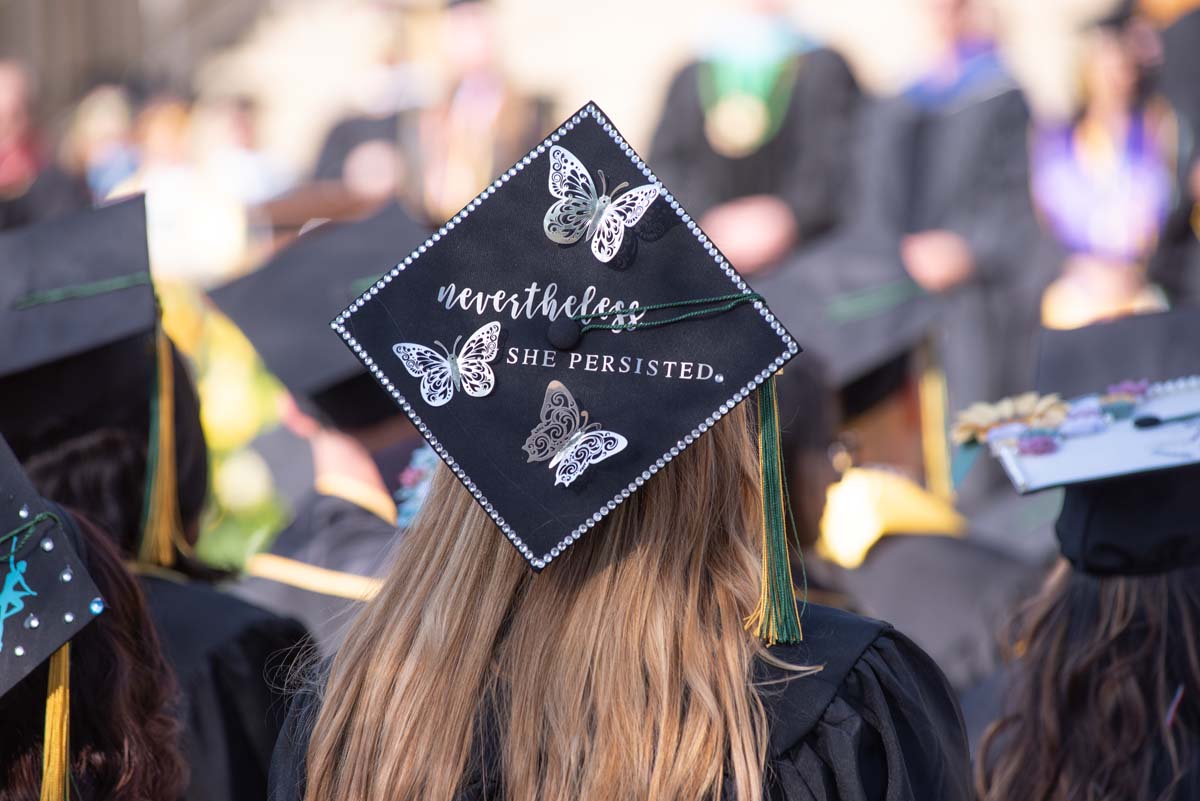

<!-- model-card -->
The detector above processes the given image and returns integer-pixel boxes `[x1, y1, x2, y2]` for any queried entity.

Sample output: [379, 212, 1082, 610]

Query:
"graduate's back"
[274, 402, 971, 801]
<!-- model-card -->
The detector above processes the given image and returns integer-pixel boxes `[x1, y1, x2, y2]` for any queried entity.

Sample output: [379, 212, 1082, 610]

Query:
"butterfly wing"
[590, 184, 660, 263]
[455, 321, 502, 398]
[393, 343, 455, 407]
[554, 429, 628, 487]
[523, 381, 582, 463]
[544, 146, 597, 245]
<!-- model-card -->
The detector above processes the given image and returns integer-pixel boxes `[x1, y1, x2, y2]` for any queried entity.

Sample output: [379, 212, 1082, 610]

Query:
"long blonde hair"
[304, 402, 809, 801]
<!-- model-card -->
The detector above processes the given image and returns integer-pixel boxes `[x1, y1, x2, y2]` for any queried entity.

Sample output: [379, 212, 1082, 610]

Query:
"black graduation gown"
[1148, 9, 1200, 306]
[648, 49, 860, 244]
[233, 491, 399, 654]
[139, 575, 310, 801]
[831, 534, 1042, 692]
[267, 603, 971, 801]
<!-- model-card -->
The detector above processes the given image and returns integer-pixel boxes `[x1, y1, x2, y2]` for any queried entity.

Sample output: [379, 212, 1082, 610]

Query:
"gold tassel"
[139, 326, 183, 567]
[40, 642, 70, 801]
[917, 345, 954, 504]
[744, 375, 802, 645]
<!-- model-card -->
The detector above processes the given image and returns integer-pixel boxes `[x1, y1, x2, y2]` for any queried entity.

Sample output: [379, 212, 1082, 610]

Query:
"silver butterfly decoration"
[523, 380, 628, 487]
[543, 145, 660, 263]
[393, 321, 501, 407]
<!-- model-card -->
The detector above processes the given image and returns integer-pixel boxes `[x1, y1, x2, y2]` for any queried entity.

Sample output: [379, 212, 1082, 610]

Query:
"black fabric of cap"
[1035, 307, 1200, 397]
[1056, 463, 1200, 575]
[0, 196, 156, 377]
[0, 435, 104, 699]
[209, 202, 429, 430]
[750, 246, 937, 415]
[332, 102, 799, 570]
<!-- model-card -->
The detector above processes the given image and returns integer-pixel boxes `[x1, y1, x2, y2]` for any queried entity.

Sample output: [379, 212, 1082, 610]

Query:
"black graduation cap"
[209, 202, 430, 430]
[751, 256, 936, 418]
[962, 309, 1200, 575]
[0, 434, 103, 698]
[0, 196, 156, 379]
[331, 102, 799, 575]
[0, 197, 201, 567]
[1034, 307, 1200, 397]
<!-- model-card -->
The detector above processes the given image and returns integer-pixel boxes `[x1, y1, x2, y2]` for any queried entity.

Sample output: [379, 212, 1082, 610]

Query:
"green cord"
[572, 292, 764, 334]
[826, 279, 922, 325]
[0, 511, 60, 554]
[12, 272, 152, 310]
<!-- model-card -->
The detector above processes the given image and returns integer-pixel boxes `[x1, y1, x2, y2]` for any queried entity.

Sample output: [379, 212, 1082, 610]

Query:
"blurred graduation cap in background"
[958, 307, 1200, 575]
[1, 434, 105, 798]
[0, 197, 207, 569]
[752, 258, 964, 570]
[210, 201, 429, 432]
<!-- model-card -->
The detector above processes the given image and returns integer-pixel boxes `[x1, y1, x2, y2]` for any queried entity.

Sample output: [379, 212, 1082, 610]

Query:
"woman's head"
[1081, 23, 1144, 111]
[305, 401, 812, 801]
[978, 560, 1200, 801]
[0, 511, 187, 800]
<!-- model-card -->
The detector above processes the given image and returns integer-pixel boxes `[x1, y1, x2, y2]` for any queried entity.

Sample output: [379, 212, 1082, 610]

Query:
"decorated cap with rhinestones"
[330, 101, 800, 584]
[0, 434, 104, 699]
[210, 201, 430, 430]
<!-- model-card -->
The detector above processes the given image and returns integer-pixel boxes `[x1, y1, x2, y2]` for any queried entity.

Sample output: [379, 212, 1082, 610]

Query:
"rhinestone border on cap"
[332, 103, 799, 570]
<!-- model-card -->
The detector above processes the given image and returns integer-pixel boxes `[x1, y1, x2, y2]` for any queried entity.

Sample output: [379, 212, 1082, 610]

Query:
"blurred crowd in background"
[3, 0, 1200, 709]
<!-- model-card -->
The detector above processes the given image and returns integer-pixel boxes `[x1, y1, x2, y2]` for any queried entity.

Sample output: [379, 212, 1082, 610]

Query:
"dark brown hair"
[24, 427, 225, 582]
[977, 560, 1200, 801]
[0, 512, 187, 800]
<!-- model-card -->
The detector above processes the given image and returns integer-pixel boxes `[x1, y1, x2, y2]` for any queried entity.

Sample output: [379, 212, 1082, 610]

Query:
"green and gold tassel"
[745, 375, 802, 646]
[138, 324, 183, 568]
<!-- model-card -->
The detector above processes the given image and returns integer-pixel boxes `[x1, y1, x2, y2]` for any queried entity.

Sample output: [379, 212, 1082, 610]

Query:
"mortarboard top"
[1034, 307, 1200, 398]
[0, 196, 155, 379]
[751, 249, 937, 416]
[955, 309, 1200, 575]
[0, 196, 159, 457]
[0, 434, 104, 699]
[210, 202, 429, 431]
[332, 102, 799, 572]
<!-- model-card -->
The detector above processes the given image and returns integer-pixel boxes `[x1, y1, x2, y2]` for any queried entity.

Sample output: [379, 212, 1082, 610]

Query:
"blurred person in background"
[0, 60, 89, 230]
[204, 95, 293, 207]
[112, 95, 248, 284]
[0, 199, 310, 801]
[1034, 4, 1182, 330]
[0, 442, 188, 801]
[212, 204, 431, 654]
[648, 0, 860, 275]
[311, 0, 550, 226]
[759, 0, 1049, 512]
[1144, 0, 1200, 305]
[974, 313, 1200, 799]
[59, 84, 140, 202]
[767, 272, 1041, 695]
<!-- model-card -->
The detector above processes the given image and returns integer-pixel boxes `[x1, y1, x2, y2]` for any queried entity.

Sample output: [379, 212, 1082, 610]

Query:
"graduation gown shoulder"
[269, 604, 970, 801]
[748, 603, 971, 801]
[140, 574, 311, 801]
[233, 490, 399, 653]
